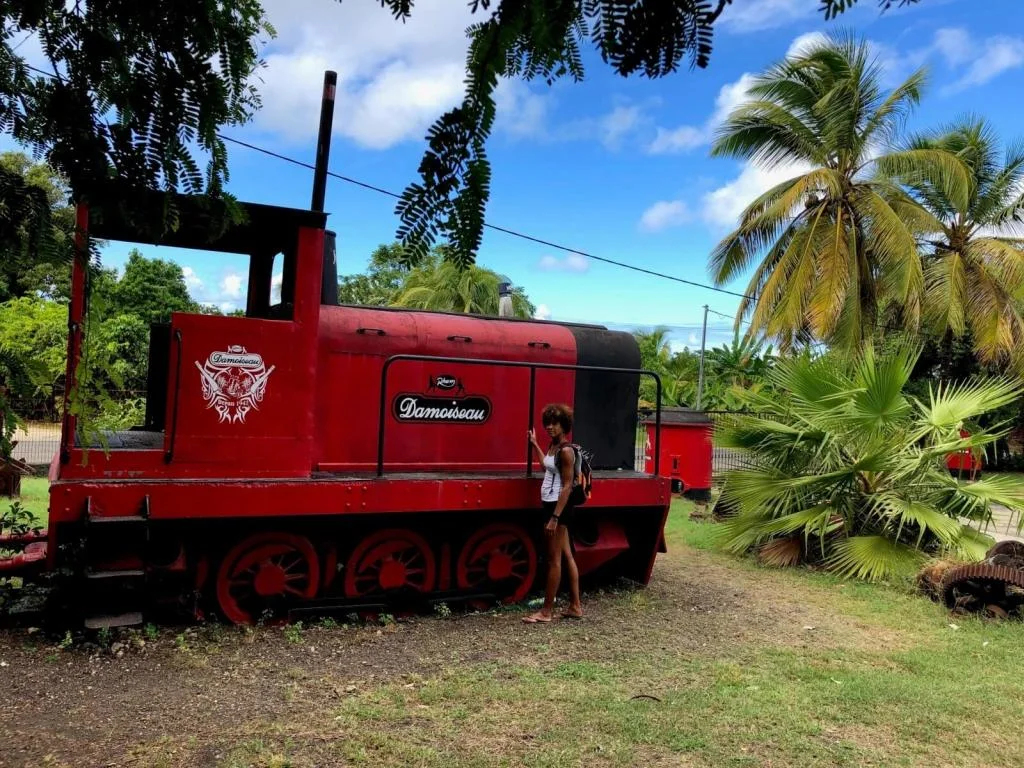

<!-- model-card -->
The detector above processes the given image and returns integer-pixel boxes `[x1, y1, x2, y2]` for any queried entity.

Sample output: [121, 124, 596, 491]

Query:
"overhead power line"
[21, 61, 753, 301]
[218, 135, 754, 301]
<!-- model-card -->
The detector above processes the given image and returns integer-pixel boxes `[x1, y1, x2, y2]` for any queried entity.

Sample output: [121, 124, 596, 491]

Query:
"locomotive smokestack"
[313, 70, 340, 306]
[311, 70, 337, 213]
[498, 281, 514, 318]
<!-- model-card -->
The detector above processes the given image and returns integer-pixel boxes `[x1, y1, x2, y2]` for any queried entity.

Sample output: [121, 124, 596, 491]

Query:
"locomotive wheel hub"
[379, 558, 409, 590]
[254, 562, 288, 596]
[486, 551, 514, 581]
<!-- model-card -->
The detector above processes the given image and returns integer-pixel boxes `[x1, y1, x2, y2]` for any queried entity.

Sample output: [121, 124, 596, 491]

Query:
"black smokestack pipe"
[312, 70, 339, 305]
[311, 70, 336, 213]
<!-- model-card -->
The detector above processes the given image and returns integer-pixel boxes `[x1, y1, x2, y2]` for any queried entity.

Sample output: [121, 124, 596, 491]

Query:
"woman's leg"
[559, 526, 582, 618]
[523, 521, 561, 623]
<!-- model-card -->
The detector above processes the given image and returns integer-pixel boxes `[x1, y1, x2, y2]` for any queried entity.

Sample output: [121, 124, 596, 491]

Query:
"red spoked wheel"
[456, 523, 538, 610]
[216, 532, 321, 625]
[343, 529, 436, 613]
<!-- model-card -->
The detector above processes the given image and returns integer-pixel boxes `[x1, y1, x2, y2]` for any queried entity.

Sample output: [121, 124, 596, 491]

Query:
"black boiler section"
[566, 327, 642, 470]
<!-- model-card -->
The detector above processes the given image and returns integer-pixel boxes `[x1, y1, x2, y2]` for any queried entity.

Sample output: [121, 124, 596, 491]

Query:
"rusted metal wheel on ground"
[940, 562, 1024, 616]
[343, 528, 436, 618]
[215, 532, 321, 625]
[456, 523, 538, 611]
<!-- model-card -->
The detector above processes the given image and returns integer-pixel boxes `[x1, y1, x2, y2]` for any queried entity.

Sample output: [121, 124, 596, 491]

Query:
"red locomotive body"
[4, 75, 671, 628]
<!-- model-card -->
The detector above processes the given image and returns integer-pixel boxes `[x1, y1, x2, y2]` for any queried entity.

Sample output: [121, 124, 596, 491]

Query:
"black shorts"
[543, 500, 575, 529]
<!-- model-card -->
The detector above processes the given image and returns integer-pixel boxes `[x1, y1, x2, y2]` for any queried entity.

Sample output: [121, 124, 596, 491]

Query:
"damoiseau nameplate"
[391, 394, 492, 424]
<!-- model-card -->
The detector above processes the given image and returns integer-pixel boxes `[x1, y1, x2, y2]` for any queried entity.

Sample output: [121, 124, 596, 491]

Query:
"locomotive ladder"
[81, 495, 151, 629]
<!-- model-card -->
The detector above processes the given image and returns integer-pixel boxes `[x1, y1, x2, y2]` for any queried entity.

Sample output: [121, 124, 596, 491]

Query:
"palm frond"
[828, 535, 925, 582]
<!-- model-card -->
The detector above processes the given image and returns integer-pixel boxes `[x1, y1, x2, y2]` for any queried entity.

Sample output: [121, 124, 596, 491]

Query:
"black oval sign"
[433, 375, 457, 390]
[393, 394, 492, 424]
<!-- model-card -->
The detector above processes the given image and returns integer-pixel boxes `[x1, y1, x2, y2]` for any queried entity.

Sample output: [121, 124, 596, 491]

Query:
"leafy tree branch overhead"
[373, 0, 920, 268]
[2, 0, 921, 272]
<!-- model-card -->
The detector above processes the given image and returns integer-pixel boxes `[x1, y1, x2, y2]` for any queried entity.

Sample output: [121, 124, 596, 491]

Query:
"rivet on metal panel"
[361, 502, 366, 508]
[361, 486, 368, 492]
[346, 503, 351, 510]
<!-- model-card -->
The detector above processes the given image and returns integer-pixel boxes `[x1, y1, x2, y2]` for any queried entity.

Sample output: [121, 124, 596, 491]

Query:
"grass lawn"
[3, 497, 1024, 767]
[4, 475, 48, 526]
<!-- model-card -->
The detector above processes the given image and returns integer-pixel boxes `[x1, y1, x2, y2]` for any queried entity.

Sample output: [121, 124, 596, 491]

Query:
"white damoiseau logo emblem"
[195, 345, 275, 424]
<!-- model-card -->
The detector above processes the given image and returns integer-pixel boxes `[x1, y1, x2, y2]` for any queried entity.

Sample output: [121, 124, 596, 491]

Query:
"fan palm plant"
[715, 340, 1024, 581]
[888, 116, 1024, 367]
[708, 31, 969, 350]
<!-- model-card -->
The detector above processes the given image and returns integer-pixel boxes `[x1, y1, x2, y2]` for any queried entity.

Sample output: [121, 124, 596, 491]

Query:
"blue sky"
[7, 0, 1024, 353]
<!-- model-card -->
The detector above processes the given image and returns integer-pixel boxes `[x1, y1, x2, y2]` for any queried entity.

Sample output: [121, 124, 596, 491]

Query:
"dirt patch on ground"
[0, 541, 908, 767]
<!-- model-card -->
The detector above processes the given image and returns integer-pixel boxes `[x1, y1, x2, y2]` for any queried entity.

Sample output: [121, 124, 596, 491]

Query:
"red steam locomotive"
[1, 74, 670, 628]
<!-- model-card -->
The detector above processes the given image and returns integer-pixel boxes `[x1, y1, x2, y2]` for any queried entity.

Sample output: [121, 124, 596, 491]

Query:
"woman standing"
[522, 403, 583, 623]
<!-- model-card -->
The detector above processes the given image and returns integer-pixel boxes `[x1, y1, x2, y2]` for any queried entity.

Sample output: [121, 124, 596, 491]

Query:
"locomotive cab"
[60, 191, 335, 479]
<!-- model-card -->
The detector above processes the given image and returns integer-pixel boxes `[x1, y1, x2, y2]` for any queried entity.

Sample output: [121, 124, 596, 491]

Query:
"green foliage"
[93, 397, 146, 432]
[393, 246, 534, 317]
[381, 0, 918, 269]
[340, 241, 536, 318]
[337, 243, 410, 307]
[1, 1, 274, 214]
[0, 152, 76, 302]
[634, 327, 775, 410]
[0, 500, 42, 539]
[0, 296, 68, 396]
[892, 115, 1024, 369]
[715, 341, 1024, 582]
[108, 249, 198, 323]
[709, 31, 973, 351]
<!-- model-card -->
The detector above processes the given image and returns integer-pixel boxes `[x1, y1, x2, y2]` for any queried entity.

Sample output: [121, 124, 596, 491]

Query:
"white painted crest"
[195, 345, 275, 424]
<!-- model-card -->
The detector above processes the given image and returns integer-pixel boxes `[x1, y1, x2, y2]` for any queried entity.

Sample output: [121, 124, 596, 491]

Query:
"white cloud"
[701, 160, 812, 229]
[648, 125, 705, 154]
[251, 0, 482, 149]
[874, 27, 1024, 93]
[220, 302, 236, 314]
[181, 266, 203, 291]
[493, 79, 550, 139]
[221, 273, 244, 298]
[270, 272, 283, 304]
[599, 105, 645, 149]
[534, 304, 552, 321]
[687, 333, 700, 346]
[537, 253, 589, 273]
[943, 35, 1024, 93]
[647, 73, 756, 155]
[639, 200, 692, 232]
[786, 31, 828, 59]
[932, 28, 973, 67]
[719, 0, 811, 33]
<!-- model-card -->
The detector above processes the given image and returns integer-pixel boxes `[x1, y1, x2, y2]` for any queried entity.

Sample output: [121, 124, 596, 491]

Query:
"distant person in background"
[523, 403, 583, 623]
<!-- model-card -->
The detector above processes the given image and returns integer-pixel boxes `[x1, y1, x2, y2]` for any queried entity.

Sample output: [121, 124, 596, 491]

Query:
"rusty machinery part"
[985, 540, 1024, 559]
[940, 562, 1024, 616]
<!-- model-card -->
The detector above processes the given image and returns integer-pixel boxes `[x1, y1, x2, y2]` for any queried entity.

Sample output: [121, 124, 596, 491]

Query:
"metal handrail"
[376, 354, 663, 478]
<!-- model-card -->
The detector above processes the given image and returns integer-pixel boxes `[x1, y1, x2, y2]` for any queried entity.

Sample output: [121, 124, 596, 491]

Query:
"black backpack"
[558, 443, 593, 506]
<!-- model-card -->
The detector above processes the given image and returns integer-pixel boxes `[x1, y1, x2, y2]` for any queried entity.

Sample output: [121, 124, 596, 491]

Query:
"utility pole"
[696, 304, 709, 410]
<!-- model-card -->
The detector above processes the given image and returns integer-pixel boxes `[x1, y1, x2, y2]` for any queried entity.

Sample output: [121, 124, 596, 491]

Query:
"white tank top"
[541, 453, 562, 502]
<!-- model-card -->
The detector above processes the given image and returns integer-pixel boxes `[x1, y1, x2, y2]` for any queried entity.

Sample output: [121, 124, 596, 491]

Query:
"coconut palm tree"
[715, 340, 1024, 581]
[890, 116, 1024, 368]
[708, 31, 969, 351]
[392, 246, 534, 318]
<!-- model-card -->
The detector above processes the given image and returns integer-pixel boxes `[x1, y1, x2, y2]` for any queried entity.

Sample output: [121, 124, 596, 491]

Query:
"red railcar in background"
[1, 73, 672, 628]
